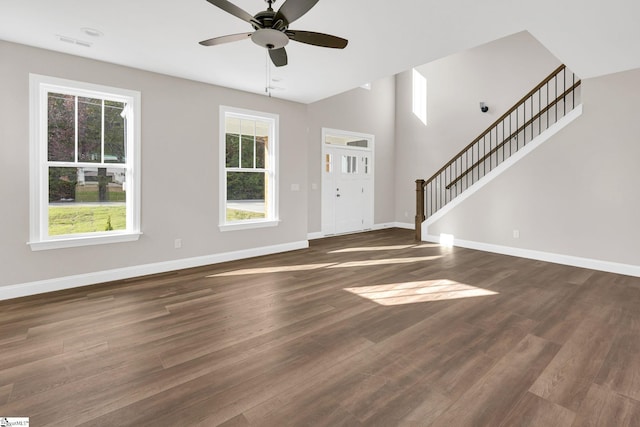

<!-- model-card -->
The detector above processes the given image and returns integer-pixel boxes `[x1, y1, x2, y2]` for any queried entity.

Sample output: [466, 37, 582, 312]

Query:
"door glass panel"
[341, 155, 358, 174]
[326, 135, 369, 149]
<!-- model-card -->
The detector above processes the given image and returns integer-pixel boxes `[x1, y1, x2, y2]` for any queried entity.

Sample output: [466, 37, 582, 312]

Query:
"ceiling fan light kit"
[199, 0, 348, 67]
[251, 28, 289, 49]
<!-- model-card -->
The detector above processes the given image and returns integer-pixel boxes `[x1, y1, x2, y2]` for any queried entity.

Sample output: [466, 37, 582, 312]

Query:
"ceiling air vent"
[57, 35, 92, 48]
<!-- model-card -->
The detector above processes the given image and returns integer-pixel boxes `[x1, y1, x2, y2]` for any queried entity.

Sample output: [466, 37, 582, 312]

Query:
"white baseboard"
[372, 223, 394, 230]
[0, 240, 309, 301]
[424, 234, 640, 277]
[308, 223, 412, 240]
[391, 222, 414, 230]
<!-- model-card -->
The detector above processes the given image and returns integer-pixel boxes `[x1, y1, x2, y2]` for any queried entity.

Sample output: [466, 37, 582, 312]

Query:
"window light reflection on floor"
[208, 256, 443, 277]
[327, 255, 442, 268]
[344, 279, 498, 306]
[208, 263, 336, 277]
[328, 245, 415, 253]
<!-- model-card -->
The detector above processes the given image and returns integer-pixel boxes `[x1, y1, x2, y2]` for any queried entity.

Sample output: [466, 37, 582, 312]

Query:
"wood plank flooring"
[1, 228, 640, 426]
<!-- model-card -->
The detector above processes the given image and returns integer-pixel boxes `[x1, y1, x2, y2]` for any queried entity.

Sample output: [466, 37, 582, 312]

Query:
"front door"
[321, 130, 374, 235]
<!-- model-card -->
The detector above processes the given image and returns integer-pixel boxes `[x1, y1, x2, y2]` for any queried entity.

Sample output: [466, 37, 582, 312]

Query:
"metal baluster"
[564, 67, 567, 116]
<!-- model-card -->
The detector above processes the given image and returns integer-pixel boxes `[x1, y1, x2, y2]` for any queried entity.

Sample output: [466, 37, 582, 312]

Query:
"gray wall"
[394, 31, 562, 223]
[0, 40, 309, 286]
[306, 77, 396, 234]
[427, 67, 640, 265]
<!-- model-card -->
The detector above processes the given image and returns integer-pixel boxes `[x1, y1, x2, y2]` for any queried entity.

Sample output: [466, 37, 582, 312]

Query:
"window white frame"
[28, 74, 141, 251]
[219, 106, 279, 231]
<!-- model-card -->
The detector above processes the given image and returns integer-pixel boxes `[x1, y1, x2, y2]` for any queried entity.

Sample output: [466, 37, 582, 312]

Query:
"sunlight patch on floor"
[412, 243, 441, 249]
[208, 263, 337, 277]
[207, 256, 443, 277]
[344, 279, 498, 306]
[328, 245, 415, 253]
[328, 255, 442, 268]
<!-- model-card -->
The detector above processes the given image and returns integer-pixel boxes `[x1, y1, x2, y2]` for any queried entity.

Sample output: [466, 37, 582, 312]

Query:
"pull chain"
[265, 51, 272, 97]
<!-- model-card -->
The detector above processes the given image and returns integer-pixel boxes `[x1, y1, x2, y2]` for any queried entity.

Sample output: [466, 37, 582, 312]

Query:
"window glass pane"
[104, 100, 126, 163]
[241, 135, 255, 168]
[78, 97, 102, 162]
[48, 166, 126, 236]
[256, 136, 266, 169]
[256, 121, 269, 139]
[226, 116, 241, 134]
[241, 119, 255, 137]
[226, 171, 265, 221]
[226, 134, 240, 168]
[48, 93, 75, 162]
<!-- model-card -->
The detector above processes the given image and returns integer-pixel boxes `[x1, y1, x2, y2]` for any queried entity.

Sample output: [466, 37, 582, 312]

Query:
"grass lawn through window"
[226, 208, 265, 221]
[49, 204, 126, 236]
[49, 206, 262, 236]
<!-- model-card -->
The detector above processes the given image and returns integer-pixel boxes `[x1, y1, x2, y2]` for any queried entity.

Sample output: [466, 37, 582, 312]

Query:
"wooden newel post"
[415, 179, 425, 241]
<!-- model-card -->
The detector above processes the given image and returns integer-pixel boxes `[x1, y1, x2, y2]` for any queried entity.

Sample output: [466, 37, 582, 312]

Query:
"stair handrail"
[424, 64, 566, 185]
[446, 79, 581, 189]
[415, 64, 581, 240]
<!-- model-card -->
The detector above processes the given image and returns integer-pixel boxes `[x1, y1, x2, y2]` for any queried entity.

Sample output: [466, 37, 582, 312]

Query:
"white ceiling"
[1, 0, 639, 104]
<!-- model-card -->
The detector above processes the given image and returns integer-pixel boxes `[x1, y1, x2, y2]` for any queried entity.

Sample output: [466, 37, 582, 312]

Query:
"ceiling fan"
[199, 0, 348, 67]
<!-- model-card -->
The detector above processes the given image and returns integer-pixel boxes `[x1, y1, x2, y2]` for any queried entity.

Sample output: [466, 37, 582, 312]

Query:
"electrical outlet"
[174, 238, 182, 249]
[513, 230, 520, 239]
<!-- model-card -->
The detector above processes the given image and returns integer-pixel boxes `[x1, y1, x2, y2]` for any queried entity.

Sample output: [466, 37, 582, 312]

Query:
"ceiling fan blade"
[269, 47, 288, 67]
[199, 32, 253, 46]
[286, 30, 348, 49]
[205, 0, 261, 27]
[274, 0, 319, 25]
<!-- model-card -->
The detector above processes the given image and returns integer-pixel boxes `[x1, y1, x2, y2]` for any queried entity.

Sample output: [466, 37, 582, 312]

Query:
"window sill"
[28, 232, 142, 251]
[219, 220, 280, 232]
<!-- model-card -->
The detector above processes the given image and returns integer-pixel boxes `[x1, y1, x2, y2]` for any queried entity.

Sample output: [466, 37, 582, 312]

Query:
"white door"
[321, 129, 374, 235]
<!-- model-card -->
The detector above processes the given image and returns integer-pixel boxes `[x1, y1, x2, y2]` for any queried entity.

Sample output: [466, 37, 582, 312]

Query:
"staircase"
[415, 64, 582, 240]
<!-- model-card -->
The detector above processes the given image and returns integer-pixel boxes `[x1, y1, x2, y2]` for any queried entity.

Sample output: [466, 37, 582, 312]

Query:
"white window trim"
[219, 106, 279, 232]
[28, 74, 142, 251]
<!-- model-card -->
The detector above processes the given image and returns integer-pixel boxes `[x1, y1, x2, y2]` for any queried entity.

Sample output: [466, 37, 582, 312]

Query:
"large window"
[29, 74, 141, 250]
[220, 106, 278, 230]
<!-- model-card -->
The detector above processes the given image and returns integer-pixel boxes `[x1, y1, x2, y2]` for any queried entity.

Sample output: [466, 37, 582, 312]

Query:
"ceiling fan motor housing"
[251, 10, 289, 49]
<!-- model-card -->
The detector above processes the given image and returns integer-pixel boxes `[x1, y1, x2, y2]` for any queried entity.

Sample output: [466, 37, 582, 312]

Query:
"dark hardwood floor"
[1, 228, 640, 426]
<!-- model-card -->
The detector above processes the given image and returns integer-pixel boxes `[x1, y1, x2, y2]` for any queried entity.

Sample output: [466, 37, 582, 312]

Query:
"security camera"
[480, 102, 489, 113]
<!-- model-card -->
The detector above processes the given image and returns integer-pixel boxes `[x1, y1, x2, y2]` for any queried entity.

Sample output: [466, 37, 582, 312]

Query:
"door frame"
[321, 127, 375, 236]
